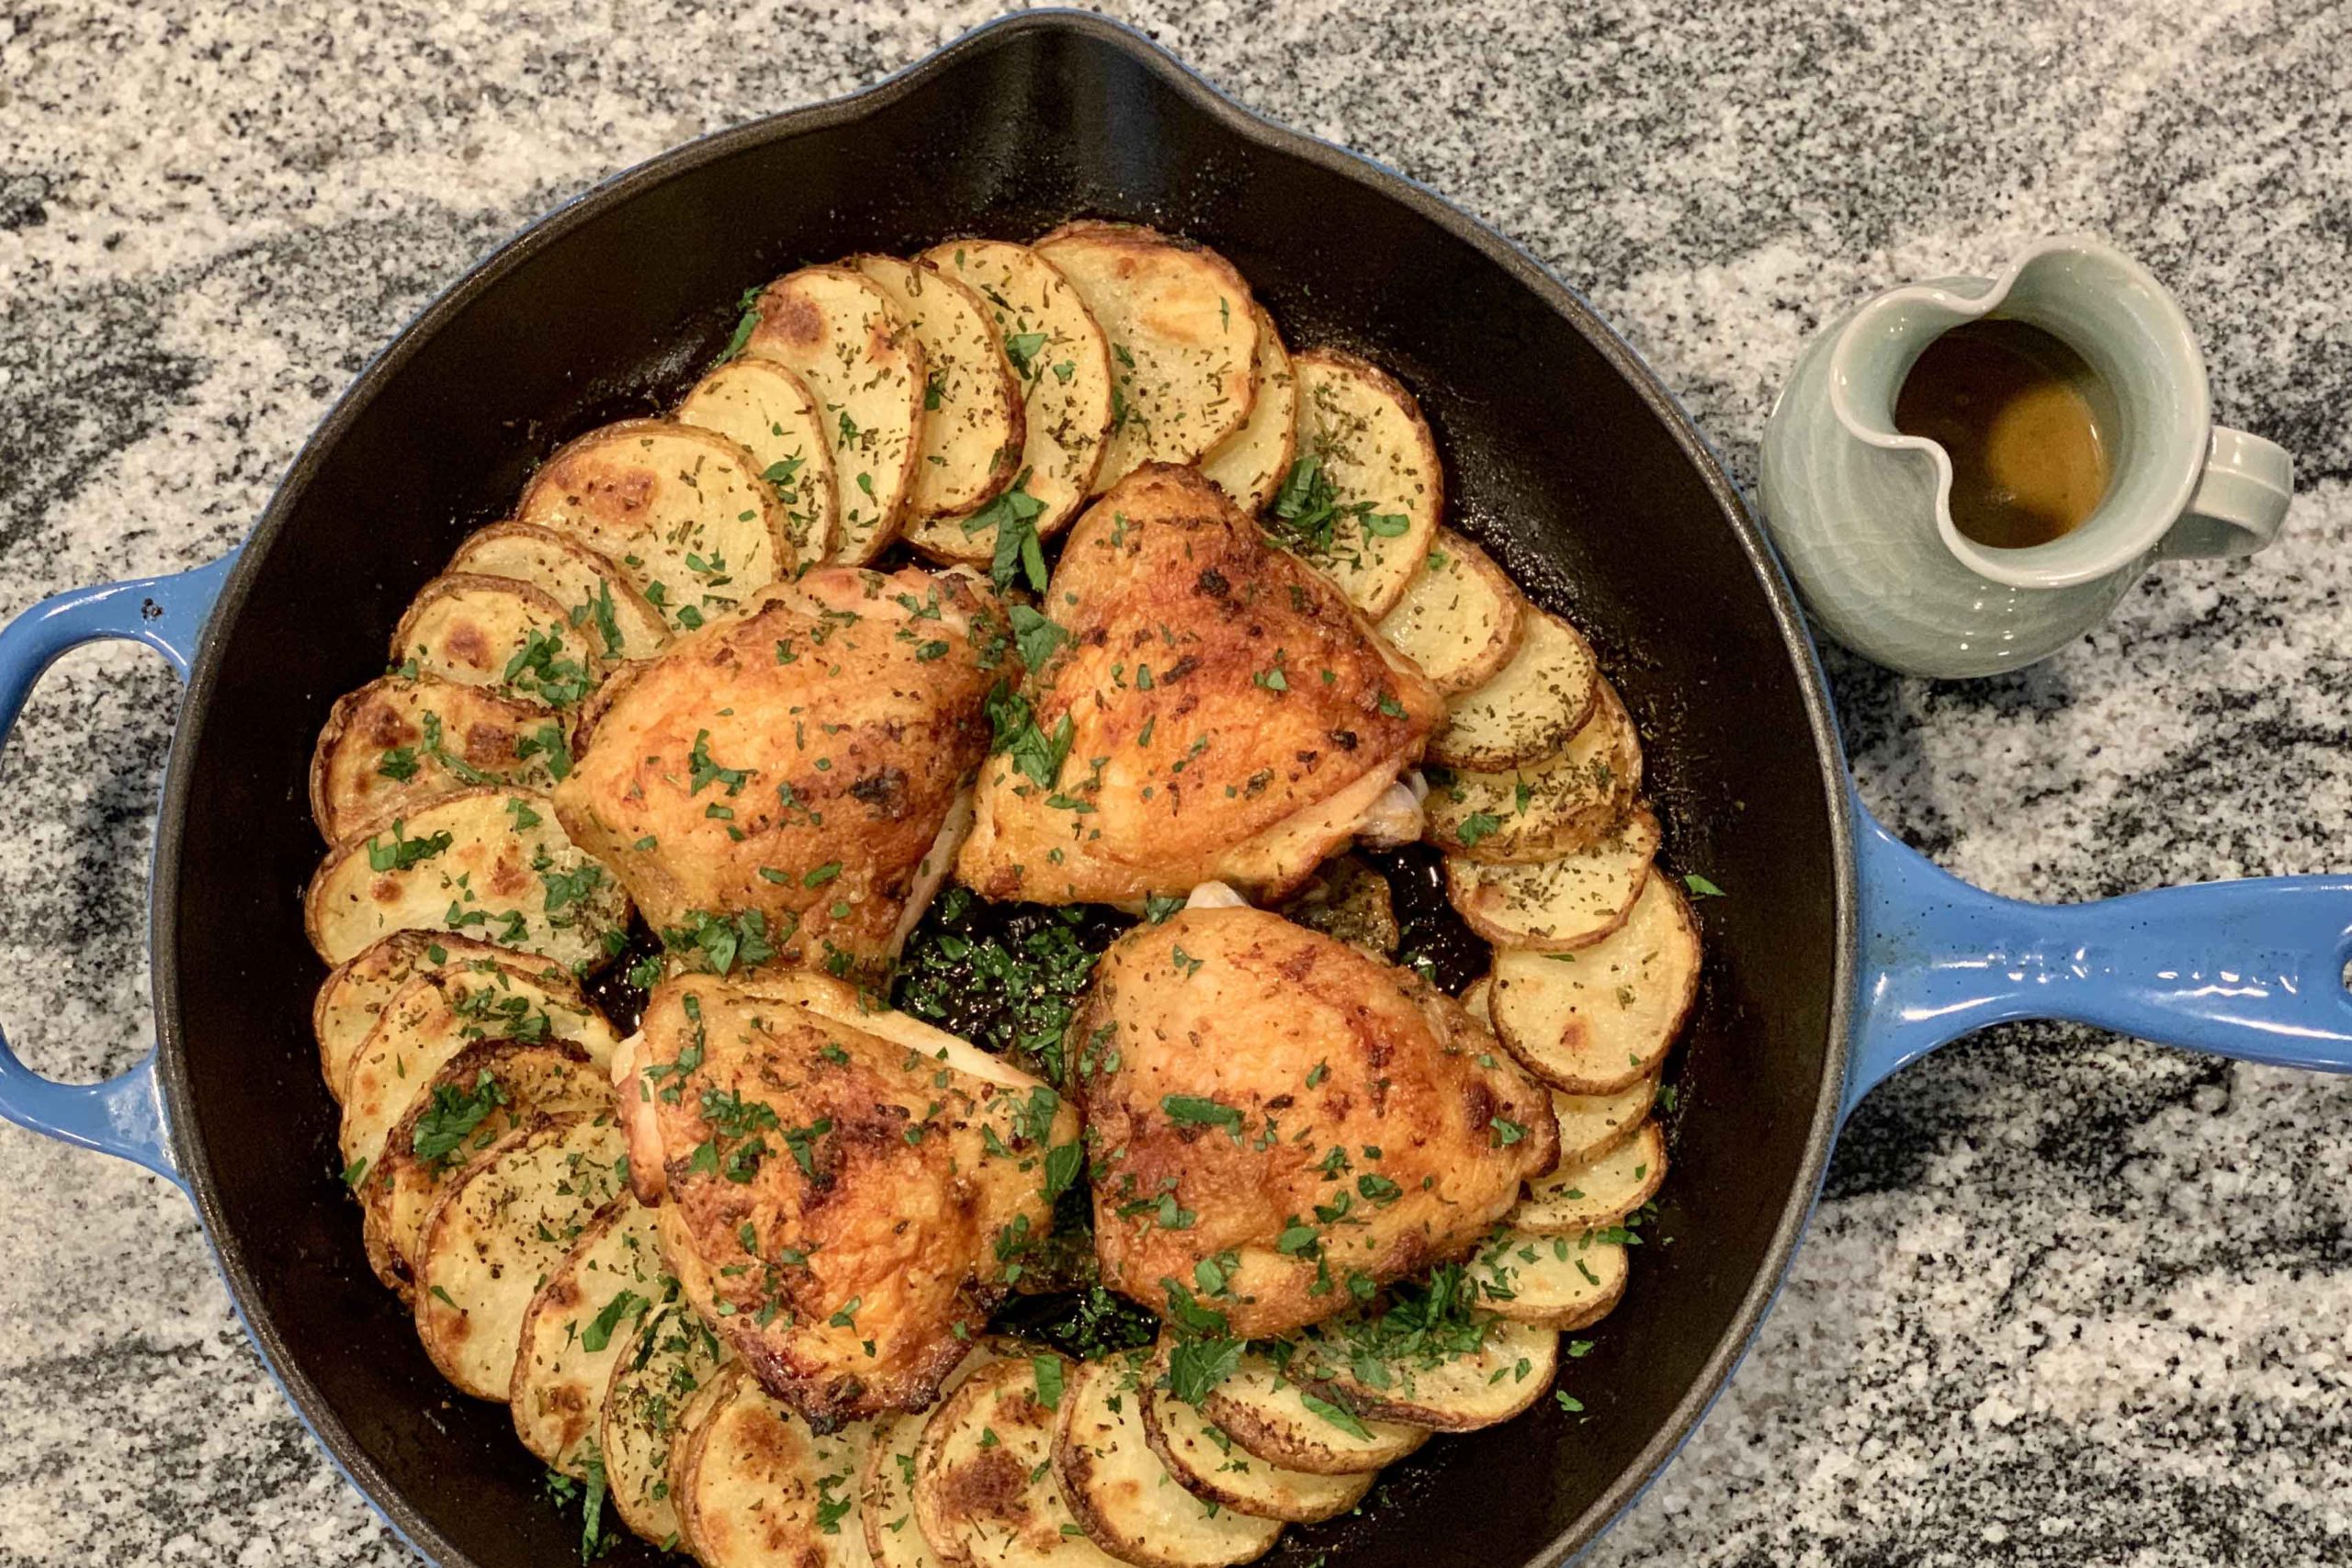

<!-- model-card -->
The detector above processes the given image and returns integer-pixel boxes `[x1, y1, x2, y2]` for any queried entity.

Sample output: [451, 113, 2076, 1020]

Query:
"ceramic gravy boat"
[1759, 237, 2294, 678]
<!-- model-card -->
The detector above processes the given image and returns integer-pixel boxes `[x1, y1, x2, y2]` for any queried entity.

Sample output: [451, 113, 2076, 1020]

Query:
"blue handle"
[1848, 791, 2352, 1116]
[0, 554, 237, 1185]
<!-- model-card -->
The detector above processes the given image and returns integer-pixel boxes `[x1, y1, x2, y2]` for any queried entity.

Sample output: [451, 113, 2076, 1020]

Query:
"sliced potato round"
[447, 522, 671, 663]
[1470, 1228, 1630, 1330]
[850, 254, 1023, 524]
[1056, 1353, 1284, 1567]
[312, 931, 565, 1101]
[1513, 1121, 1667, 1235]
[310, 675, 563, 844]
[1197, 1352, 1425, 1477]
[676, 357, 842, 565]
[913, 1356, 1123, 1568]
[390, 573, 605, 710]
[1283, 350, 1442, 618]
[1426, 681, 1643, 863]
[674, 1360, 873, 1568]
[863, 1340, 1010, 1568]
[1459, 974, 1493, 1023]
[1444, 808, 1661, 953]
[515, 418, 790, 626]
[1293, 1317, 1558, 1432]
[602, 1297, 733, 1546]
[412, 1111, 628, 1399]
[1033, 222, 1256, 491]
[336, 956, 618, 1180]
[1551, 1078, 1657, 1167]
[915, 238, 1114, 556]
[1427, 608, 1600, 771]
[363, 1040, 615, 1292]
[1199, 306, 1296, 514]
[1141, 1363, 1372, 1525]
[1374, 529, 1524, 696]
[743, 265, 925, 562]
[1487, 871, 1700, 1092]
[511, 1194, 662, 1478]
[304, 784, 633, 969]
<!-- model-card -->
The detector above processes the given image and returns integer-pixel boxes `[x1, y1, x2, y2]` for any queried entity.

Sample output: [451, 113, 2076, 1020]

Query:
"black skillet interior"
[158, 15, 1847, 1568]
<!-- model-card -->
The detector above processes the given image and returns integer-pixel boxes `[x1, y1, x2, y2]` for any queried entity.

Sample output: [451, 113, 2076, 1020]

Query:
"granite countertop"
[2, 0, 2346, 1562]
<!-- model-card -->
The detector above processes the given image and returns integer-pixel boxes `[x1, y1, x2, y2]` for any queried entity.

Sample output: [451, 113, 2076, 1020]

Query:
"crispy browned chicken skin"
[955, 464, 1443, 908]
[555, 565, 1011, 979]
[616, 974, 1080, 1426]
[1071, 906, 1558, 1340]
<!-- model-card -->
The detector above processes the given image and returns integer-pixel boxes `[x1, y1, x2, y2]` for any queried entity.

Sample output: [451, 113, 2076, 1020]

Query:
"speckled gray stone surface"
[1, 1, 2346, 1562]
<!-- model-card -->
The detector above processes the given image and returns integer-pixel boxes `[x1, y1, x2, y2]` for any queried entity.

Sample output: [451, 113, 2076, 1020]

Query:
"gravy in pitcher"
[1894, 318, 2111, 549]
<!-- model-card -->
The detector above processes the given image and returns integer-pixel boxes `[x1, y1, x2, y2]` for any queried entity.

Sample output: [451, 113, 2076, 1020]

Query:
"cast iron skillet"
[1, 13, 2346, 1567]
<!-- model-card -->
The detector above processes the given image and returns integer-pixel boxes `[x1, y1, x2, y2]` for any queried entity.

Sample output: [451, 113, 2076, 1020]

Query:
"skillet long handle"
[1848, 797, 2352, 1118]
[0, 553, 238, 1185]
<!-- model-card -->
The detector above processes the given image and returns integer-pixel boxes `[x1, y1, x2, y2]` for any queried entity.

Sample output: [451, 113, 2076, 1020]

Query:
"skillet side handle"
[1848, 799, 2352, 1119]
[0, 554, 238, 1187]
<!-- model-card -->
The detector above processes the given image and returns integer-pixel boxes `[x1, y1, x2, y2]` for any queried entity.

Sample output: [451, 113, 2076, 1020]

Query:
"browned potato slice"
[1550, 1078, 1658, 1167]
[447, 522, 671, 662]
[1374, 529, 1524, 696]
[411, 1111, 628, 1399]
[390, 573, 605, 710]
[850, 254, 1023, 524]
[511, 1195, 662, 1478]
[1427, 608, 1600, 771]
[1425, 681, 1643, 862]
[1279, 351, 1442, 618]
[676, 358, 842, 563]
[515, 418, 791, 626]
[913, 1356, 1124, 1568]
[743, 266, 926, 562]
[674, 1360, 873, 1567]
[1197, 1352, 1427, 1476]
[1033, 222, 1256, 491]
[602, 1297, 732, 1545]
[1470, 1228, 1631, 1330]
[362, 1040, 614, 1292]
[862, 1341, 1010, 1568]
[312, 931, 562, 1102]
[336, 956, 617, 1182]
[310, 674, 565, 843]
[1057, 1352, 1285, 1567]
[1291, 1317, 1559, 1432]
[303, 785, 632, 969]
[1199, 306, 1297, 513]
[1487, 872, 1700, 1092]
[1512, 1122, 1668, 1235]
[1140, 1360, 1372, 1524]
[1443, 808, 1661, 952]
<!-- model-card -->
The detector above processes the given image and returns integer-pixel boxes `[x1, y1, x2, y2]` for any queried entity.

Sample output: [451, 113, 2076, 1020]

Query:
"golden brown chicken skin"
[1071, 906, 1558, 1340]
[616, 974, 1080, 1426]
[955, 464, 1443, 908]
[554, 565, 1011, 980]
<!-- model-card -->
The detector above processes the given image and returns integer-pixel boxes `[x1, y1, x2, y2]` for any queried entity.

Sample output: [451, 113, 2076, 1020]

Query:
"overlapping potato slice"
[1428, 607, 1600, 771]
[743, 265, 926, 561]
[390, 573, 605, 709]
[1277, 351, 1442, 618]
[1199, 305, 1297, 513]
[1426, 681, 1642, 863]
[1290, 1315, 1559, 1432]
[1057, 1352, 1286, 1568]
[915, 238, 1114, 557]
[1512, 1122, 1667, 1235]
[1141, 1361, 1372, 1524]
[674, 1361, 873, 1568]
[1033, 222, 1256, 491]
[676, 357, 842, 564]
[310, 675, 566, 843]
[303, 785, 632, 969]
[1549, 1078, 1658, 1166]
[312, 931, 558, 1100]
[914, 1356, 1124, 1568]
[515, 418, 790, 626]
[861, 1341, 1009, 1568]
[447, 522, 671, 662]
[1470, 1228, 1630, 1330]
[1197, 1351, 1427, 1476]
[1487, 871, 1700, 1092]
[850, 253, 1023, 524]
[1374, 528, 1524, 696]
[412, 1111, 628, 1399]
[1443, 807, 1661, 952]
[511, 1195, 662, 1477]
[603, 1297, 732, 1545]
